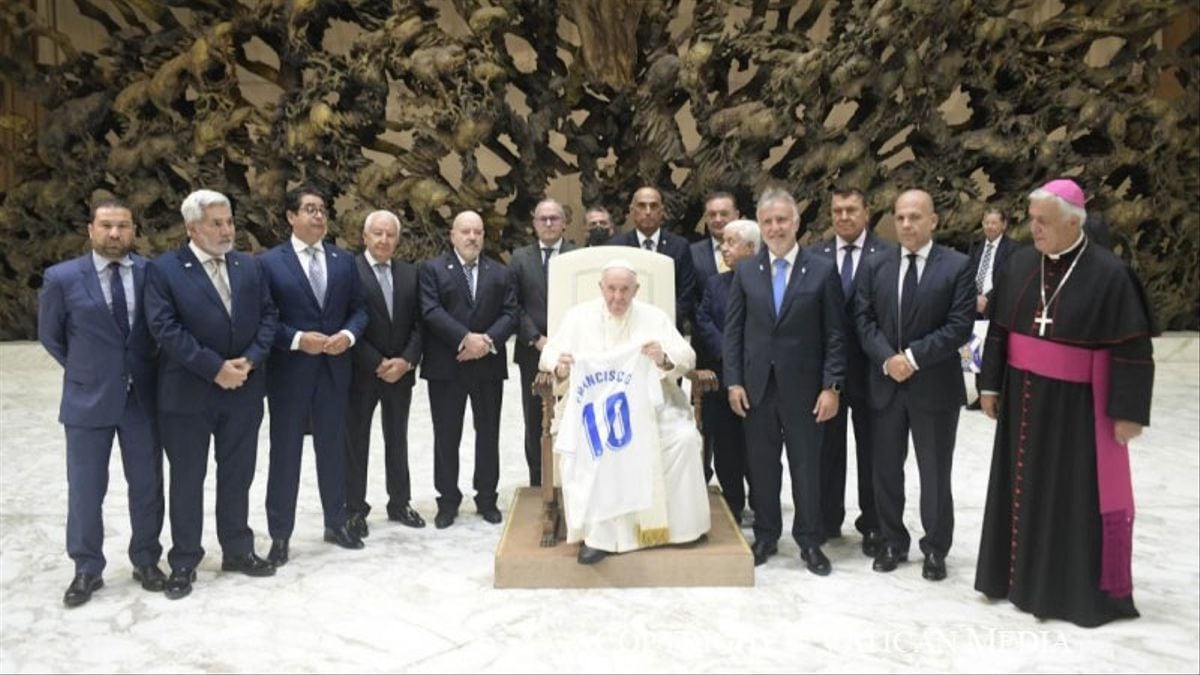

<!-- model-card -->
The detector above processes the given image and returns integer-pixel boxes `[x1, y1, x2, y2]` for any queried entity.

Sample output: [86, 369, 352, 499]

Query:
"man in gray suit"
[511, 199, 577, 486]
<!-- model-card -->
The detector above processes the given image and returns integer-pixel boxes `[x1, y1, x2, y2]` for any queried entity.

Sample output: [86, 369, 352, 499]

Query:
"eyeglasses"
[535, 215, 564, 224]
[299, 205, 327, 216]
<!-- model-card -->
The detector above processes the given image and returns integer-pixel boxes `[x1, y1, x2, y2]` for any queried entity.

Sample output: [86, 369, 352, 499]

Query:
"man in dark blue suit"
[608, 186, 698, 331]
[724, 189, 846, 575]
[345, 210, 425, 537]
[806, 188, 895, 557]
[420, 210, 519, 528]
[694, 218, 758, 523]
[854, 189, 975, 582]
[690, 191, 739, 483]
[39, 198, 165, 607]
[259, 186, 368, 565]
[144, 190, 279, 599]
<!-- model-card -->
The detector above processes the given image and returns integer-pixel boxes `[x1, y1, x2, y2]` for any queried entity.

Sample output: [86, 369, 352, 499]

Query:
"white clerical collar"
[836, 228, 867, 251]
[902, 239, 933, 260]
[364, 250, 390, 267]
[187, 241, 223, 265]
[92, 250, 132, 271]
[769, 244, 799, 268]
[637, 229, 661, 249]
[1047, 232, 1086, 260]
[291, 235, 324, 254]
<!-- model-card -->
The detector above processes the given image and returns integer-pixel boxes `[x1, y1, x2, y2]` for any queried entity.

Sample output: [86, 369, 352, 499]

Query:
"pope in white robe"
[539, 260, 711, 564]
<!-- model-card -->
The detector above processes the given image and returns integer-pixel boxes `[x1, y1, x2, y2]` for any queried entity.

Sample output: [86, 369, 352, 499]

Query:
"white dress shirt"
[92, 251, 135, 328]
[289, 235, 355, 350]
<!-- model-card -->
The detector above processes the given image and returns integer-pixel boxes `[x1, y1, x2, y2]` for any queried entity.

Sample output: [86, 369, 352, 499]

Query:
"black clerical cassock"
[974, 235, 1156, 628]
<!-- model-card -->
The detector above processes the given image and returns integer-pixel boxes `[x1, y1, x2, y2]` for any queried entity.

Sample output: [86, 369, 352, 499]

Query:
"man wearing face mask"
[511, 199, 578, 487]
[584, 206, 614, 247]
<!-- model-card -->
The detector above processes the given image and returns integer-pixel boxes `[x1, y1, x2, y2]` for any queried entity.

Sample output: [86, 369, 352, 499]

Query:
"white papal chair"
[533, 245, 718, 546]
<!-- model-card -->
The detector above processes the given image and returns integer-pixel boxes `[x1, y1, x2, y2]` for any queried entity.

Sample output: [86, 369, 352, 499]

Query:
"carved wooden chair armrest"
[687, 368, 720, 435]
[534, 370, 562, 547]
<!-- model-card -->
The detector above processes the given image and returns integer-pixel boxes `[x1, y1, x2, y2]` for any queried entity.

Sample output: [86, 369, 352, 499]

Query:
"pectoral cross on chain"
[1034, 308, 1053, 336]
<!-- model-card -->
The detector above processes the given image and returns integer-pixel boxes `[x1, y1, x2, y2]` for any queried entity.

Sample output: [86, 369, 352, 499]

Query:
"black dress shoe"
[267, 538, 289, 567]
[388, 504, 426, 529]
[479, 506, 502, 524]
[861, 530, 884, 558]
[434, 508, 457, 530]
[922, 552, 947, 581]
[800, 546, 832, 576]
[577, 543, 609, 565]
[132, 564, 166, 592]
[751, 539, 778, 566]
[221, 552, 276, 577]
[63, 573, 103, 608]
[164, 569, 196, 600]
[872, 546, 908, 573]
[324, 525, 365, 550]
[347, 513, 369, 539]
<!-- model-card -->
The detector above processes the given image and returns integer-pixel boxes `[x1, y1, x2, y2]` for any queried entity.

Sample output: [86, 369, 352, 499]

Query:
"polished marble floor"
[1, 337, 1197, 673]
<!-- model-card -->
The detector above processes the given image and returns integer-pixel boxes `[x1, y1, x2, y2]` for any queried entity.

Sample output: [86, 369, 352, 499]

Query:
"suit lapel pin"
[758, 264, 764, 271]
[801, 267, 806, 275]
[184, 262, 193, 268]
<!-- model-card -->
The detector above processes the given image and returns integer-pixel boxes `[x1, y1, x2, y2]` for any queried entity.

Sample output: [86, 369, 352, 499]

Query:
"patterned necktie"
[716, 245, 729, 273]
[206, 257, 232, 314]
[108, 262, 130, 339]
[975, 241, 994, 294]
[307, 246, 325, 308]
[463, 261, 477, 301]
[900, 253, 919, 346]
[642, 238, 655, 251]
[840, 244, 857, 298]
[772, 257, 788, 315]
[375, 263, 393, 319]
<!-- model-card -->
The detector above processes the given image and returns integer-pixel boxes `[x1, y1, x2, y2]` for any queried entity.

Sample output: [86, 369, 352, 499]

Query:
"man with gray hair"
[975, 179, 1155, 627]
[144, 189, 279, 599]
[695, 219, 760, 523]
[540, 260, 710, 564]
[724, 188, 845, 574]
[344, 210, 425, 536]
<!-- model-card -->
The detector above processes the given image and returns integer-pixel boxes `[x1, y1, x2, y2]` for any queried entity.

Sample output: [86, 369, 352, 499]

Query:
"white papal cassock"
[540, 298, 711, 553]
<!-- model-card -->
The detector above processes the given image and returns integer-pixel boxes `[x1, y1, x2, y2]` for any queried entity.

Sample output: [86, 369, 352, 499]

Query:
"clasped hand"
[298, 331, 350, 356]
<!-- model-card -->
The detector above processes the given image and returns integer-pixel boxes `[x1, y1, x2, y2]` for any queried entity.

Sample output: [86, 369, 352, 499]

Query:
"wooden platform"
[494, 487, 754, 588]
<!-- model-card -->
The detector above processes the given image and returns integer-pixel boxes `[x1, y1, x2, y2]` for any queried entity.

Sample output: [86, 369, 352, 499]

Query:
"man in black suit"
[854, 189, 975, 582]
[968, 208, 1016, 320]
[511, 199, 577, 487]
[724, 188, 846, 575]
[965, 208, 1017, 410]
[345, 210, 425, 538]
[608, 186, 698, 330]
[807, 188, 895, 557]
[419, 210, 519, 528]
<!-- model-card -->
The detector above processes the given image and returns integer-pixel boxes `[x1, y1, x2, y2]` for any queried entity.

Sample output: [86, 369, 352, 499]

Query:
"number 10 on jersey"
[582, 392, 633, 459]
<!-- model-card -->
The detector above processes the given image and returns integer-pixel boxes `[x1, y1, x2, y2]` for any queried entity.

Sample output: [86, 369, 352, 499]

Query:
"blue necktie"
[840, 244, 856, 298]
[541, 247, 552, 279]
[772, 257, 788, 315]
[900, 253, 919, 346]
[108, 262, 130, 339]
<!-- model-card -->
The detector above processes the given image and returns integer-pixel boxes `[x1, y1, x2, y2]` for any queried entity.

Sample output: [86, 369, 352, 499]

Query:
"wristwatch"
[827, 382, 842, 395]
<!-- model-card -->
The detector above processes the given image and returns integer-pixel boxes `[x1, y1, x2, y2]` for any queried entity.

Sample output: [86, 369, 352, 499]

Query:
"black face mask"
[586, 228, 611, 247]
